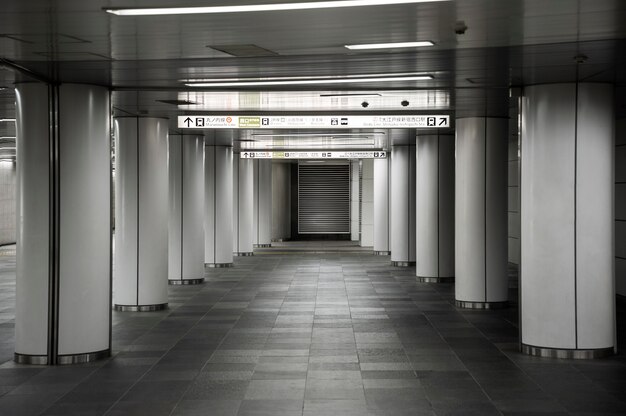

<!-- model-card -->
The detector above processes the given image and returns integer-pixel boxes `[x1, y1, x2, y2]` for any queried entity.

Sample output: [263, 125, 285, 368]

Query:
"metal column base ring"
[15, 349, 110, 365]
[417, 276, 454, 283]
[391, 261, 415, 267]
[373, 251, 390, 256]
[234, 252, 253, 256]
[520, 343, 614, 359]
[169, 278, 204, 285]
[254, 244, 272, 248]
[113, 303, 168, 312]
[207, 263, 233, 268]
[455, 300, 508, 309]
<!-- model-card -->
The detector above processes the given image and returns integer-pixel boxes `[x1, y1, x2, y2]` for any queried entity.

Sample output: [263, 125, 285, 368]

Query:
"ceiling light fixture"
[0, 119, 16, 122]
[251, 132, 385, 138]
[186, 74, 432, 87]
[105, 0, 450, 16]
[184, 72, 431, 84]
[320, 93, 382, 97]
[345, 41, 434, 50]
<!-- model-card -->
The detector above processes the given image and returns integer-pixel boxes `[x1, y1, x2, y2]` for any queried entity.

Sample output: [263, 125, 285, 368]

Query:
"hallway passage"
[0, 248, 625, 415]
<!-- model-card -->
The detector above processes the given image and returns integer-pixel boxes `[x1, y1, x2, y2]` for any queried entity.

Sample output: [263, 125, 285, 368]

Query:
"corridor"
[0, 246, 625, 415]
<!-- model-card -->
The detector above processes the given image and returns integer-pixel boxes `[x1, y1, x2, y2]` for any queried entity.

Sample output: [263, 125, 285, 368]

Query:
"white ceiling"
[1, 0, 625, 152]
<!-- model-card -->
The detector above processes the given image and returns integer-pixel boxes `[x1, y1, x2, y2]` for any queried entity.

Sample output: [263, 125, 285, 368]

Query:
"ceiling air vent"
[207, 44, 278, 57]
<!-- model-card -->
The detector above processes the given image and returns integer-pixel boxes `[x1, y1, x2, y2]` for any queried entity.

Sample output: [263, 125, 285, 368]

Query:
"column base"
[417, 276, 454, 283]
[373, 251, 390, 256]
[206, 263, 233, 268]
[520, 343, 614, 359]
[391, 261, 415, 267]
[113, 303, 168, 312]
[234, 252, 253, 256]
[169, 278, 204, 285]
[254, 244, 272, 248]
[15, 349, 110, 365]
[455, 300, 508, 310]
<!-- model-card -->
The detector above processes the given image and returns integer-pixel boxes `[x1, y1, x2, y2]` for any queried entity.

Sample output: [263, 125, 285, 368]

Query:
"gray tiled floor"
[0, 244, 625, 415]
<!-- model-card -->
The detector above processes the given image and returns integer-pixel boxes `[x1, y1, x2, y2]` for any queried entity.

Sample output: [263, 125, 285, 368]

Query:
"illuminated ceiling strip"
[187, 75, 432, 87]
[105, 0, 450, 16]
[183, 72, 430, 83]
[345, 41, 434, 49]
[251, 132, 384, 137]
[0, 119, 16, 122]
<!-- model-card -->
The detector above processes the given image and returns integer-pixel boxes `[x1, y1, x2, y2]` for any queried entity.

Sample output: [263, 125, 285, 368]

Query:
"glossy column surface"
[455, 117, 508, 308]
[373, 157, 390, 255]
[15, 83, 111, 363]
[205, 145, 234, 266]
[521, 83, 615, 358]
[361, 159, 374, 247]
[350, 161, 360, 242]
[253, 159, 272, 247]
[416, 133, 455, 282]
[114, 117, 169, 310]
[233, 156, 254, 255]
[390, 131, 416, 266]
[168, 135, 205, 284]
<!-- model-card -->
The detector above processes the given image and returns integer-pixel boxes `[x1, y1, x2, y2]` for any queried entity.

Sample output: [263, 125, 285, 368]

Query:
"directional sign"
[178, 115, 450, 129]
[240, 151, 388, 159]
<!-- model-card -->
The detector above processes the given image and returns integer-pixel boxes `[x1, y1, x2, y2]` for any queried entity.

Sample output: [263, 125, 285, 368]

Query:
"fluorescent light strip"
[319, 93, 382, 97]
[183, 72, 429, 83]
[345, 41, 434, 49]
[187, 75, 432, 87]
[252, 132, 384, 137]
[106, 0, 449, 16]
[0, 119, 16, 122]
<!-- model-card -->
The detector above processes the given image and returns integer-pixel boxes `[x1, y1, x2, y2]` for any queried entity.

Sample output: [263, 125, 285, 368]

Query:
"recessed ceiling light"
[345, 41, 434, 50]
[186, 74, 432, 87]
[0, 119, 16, 122]
[105, 0, 450, 16]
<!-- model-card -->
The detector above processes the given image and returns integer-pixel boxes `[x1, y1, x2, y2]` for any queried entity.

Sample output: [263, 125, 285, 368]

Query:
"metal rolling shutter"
[298, 163, 350, 234]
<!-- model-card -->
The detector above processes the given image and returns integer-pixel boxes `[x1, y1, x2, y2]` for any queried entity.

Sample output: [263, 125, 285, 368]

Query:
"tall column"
[361, 159, 374, 247]
[168, 134, 205, 285]
[350, 161, 360, 242]
[114, 117, 169, 312]
[233, 156, 254, 256]
[271, 162, 291, 241]
[15, 83, 111, 364]
[373, 157, 390, 255]
[520, 83, 615, 358]
[415, 132, 455, 283]
[253, 159, 272, 248]
[205, 145, 234, 267]
[390, 130, 416, 266]
[455, 117, 508, 309]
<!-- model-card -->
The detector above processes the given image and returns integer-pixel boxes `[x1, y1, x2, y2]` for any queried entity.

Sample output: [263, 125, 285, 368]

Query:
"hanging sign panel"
[240, 151, 388, 159]
[178, 115, 450, 129]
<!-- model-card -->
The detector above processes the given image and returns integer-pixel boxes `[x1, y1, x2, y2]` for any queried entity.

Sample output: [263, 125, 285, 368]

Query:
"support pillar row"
[205, 144, 234, 267]
[390, 129, 416, 267]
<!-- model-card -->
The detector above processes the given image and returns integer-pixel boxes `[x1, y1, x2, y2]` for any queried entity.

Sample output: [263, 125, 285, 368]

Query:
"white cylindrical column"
[253, 159, 272, 248]
[373, 157, 390, 255]
[520, 83, 615, 359]
[390, 130, 416, 266]
[350, 161, 360, 242]
[455, 117, 508, 309]
[416, 132, 455, 283]
[233, 156, 254, 256]
[15, 83, 111, 364]
[168, 134, 205, 285]
[114, 117, 169, 311]
[205, 145, 234, 267]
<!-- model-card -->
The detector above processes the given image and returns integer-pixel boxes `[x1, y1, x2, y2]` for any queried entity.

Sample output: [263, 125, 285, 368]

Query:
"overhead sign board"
[240, 151, 388, 159]
[178, 115, 450, 129]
